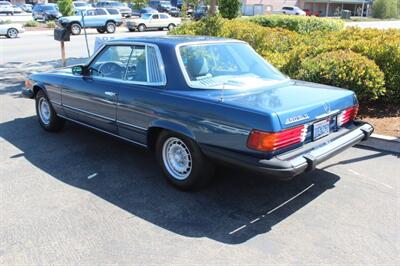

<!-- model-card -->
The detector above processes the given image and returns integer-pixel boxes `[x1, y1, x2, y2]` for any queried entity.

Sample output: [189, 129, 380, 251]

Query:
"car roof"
[107, 36, 240, 48]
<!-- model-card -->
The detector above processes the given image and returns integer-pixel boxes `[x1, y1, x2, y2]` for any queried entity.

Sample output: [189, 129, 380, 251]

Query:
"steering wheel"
[98, 62, 124, 79]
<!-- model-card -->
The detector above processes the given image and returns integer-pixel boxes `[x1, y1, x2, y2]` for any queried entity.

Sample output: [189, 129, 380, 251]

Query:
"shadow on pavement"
[0, 116, 342, 244]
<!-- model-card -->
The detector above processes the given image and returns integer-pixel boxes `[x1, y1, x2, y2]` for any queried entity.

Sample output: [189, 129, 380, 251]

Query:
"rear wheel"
[137, 24, 146, 32]
[6, 28, 18, 38]
[35, 90, 65, 132]
[156, 131, 214, 190]
[70, 23, 81, 35]
[105, 21, 116, 33]
[167, 23, 175, 31]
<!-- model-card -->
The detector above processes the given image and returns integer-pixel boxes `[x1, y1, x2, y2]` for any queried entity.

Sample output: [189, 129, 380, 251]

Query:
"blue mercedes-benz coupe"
[22, 36, 373, 190]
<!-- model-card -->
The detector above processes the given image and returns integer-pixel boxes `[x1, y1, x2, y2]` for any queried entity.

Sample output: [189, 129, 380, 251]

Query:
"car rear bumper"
[202, 121, 374, 180]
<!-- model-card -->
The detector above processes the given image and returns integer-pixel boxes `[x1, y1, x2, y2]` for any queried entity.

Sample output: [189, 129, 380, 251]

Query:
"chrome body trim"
[63, 103, 115, 122]
[57, 114, 148, 148]
[117, 120, 147, 131]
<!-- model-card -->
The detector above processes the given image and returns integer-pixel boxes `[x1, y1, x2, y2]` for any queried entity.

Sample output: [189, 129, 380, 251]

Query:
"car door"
[61, 45, 134, 133]
[149, 14, 161, 28]
[116, 44, 167, 144]
[94, 8, 108, 27]
[82, 9, 97, 27]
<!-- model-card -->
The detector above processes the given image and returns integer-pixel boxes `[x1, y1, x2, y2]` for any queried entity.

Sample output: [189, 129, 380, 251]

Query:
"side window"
[89, 46, 133, 80]
[86, 10, 96, 16]
[125, 46, 147, 82]
[95, 8, 107, 15]
[107, 8, 119, 15]
[160, 14, 168, 19]
[152, 14, 159, 19]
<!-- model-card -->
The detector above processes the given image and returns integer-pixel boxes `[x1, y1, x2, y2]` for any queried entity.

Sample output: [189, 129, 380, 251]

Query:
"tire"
[167, 23, 175, 31]
[105, 21, 116, 33]
[6, 28, 18, 38]
[35, 90, 65, 132]
[156, 131, 215, 190]
[70, 23, 81, 35]
[97, 27, 106, 33]
[128, 28, 135, 32]
[137, 24, 146, 32]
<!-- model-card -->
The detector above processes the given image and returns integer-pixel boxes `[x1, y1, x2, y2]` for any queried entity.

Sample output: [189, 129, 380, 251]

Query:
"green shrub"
[57, 0, 74, 17]
[249, 15, 345, 34]
[0, 19, 11, 25]
[46, 21, 56, 28]
[219, 0, 241, 19]
[24, 20, 39, 27]
[296, 50, 386, 102]
[372, 0, 398, 19]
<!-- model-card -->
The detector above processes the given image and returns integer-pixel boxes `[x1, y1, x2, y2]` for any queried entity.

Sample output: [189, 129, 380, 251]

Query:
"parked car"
[57, 8, 122, 35]
[12, 5, 23, 13]
[168, 6, 180, 17]
[281, 6, 306, 15]
[72, 1, 91, 12]
[130, 7, 158, 18]
[0, 18, 24, 38]
[22, 36, 374, 190]
[304, 9, 321, 16]
[94, 1, 132, 17]
[149, 0, 173, 12]
[32, 4, 62, 21]
[0, 1, 14, 15]
[18, 4, 32, 13]
[126, 13, 180, 32]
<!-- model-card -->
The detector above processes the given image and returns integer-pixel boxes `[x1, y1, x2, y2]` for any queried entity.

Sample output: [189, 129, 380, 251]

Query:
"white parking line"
[348, 169, 393, 189]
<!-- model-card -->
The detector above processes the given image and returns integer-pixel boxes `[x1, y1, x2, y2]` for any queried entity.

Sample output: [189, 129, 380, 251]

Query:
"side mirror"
[72, 65, 85, 76]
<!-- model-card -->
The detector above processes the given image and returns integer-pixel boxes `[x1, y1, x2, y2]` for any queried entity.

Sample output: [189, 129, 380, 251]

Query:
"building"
[242, 0, 373, 16]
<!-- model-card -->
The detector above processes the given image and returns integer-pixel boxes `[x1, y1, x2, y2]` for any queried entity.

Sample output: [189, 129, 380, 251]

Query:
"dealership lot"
[1, 29, 399, 264]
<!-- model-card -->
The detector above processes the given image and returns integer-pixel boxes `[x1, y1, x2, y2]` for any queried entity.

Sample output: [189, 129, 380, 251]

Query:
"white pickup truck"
[126, 12, 181, 32]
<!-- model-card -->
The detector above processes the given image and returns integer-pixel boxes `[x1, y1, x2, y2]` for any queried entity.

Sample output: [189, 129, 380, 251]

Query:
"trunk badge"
[323, 103, 331, 113]
[285, 114, 309, 125]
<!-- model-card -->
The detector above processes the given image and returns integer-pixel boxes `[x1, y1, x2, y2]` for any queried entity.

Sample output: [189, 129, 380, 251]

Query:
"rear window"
[106, 8, 119, 15]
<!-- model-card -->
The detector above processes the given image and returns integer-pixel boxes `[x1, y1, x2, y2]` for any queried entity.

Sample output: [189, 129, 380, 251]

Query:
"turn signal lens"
[247, 125, 308, 152]
[25, 79, 32, 88]
[337, 105, 358, 126]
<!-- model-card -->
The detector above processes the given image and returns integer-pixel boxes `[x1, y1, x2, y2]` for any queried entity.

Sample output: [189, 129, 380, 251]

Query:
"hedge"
[171, 17, 400, 104]
[249, 15, 345, 34]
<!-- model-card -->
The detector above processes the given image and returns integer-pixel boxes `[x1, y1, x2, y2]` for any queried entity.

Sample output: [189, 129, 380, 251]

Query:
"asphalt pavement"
[0, 26, 399, 265]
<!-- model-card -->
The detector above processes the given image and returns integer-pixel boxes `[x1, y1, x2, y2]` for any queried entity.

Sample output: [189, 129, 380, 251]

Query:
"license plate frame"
[313, 119, 330, 140]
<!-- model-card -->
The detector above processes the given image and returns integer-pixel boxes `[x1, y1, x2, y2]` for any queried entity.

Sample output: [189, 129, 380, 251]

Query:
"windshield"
[43, 5, 58, 11]
[178, 42, 287, 89]
[141, 13, 152, 19]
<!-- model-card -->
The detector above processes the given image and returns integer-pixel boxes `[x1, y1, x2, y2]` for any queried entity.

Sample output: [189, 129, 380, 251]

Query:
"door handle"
[104, 91, 117, 97]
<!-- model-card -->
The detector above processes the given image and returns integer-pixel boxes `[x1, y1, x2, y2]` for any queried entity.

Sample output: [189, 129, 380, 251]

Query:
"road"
[0, 28, 399, 265]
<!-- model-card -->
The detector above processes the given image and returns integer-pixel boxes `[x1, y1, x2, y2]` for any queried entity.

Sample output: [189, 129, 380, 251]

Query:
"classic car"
[22, 36, 373, 190]
[57, 8, 123, 35]
[126, 13, 180, 32]
[0, 18, 24, 38]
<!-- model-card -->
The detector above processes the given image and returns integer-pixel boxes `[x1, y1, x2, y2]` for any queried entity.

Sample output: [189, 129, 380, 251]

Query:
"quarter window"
[160, 14, 169, 19]
[95, 8, 107, 15]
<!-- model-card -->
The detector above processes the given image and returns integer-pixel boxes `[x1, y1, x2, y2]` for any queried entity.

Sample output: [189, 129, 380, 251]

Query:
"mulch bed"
[359, 103, 400, 137]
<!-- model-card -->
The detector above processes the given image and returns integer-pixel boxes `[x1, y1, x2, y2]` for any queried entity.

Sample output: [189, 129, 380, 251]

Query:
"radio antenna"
[220, 83, 225, 102]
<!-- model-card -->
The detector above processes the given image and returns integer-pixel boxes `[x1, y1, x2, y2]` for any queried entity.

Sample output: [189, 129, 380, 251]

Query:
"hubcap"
[107, 24, 114, 32]
[8, 29, 17, 38]
[71, 25, 80, 34]
[162, 137, 192, 180]
[38, 97, 51, 125]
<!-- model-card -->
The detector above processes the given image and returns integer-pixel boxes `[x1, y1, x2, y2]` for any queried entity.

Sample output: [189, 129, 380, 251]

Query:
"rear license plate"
[313, 119, 330, 140]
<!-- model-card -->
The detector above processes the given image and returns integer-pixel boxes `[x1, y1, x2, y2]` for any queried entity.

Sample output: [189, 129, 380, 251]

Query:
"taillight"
[247, 125, 308, 152]
[337, 105, 358, 126]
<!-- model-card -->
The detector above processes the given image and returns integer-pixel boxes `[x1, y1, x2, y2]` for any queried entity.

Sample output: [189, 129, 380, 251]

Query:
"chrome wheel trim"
[106, 23, 115, 32]
[71, 24, 80, 34]
[8, 28, 18, 38]
[168, 24, 174, 30]
[138, 25, 145, 32]
[38, 97, 51, 125]
[162, 137, 192, 180]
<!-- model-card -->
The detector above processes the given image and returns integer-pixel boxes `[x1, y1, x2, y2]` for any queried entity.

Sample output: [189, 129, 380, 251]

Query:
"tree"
[131, 0, 147, 10]
[209, 0, 217, 16]
[218, 0, 240, 19]
[57, 0, 74, 17]
[372, 0, 398, 19]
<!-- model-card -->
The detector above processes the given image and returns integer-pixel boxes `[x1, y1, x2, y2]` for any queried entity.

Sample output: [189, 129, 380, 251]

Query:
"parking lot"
[1, 27, 399, 264]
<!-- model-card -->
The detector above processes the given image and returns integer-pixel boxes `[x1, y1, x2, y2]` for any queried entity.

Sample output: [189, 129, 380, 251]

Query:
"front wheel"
[105, 21, 116, 33]
[156, 131, 214, 190]
[70, 23, 81, 35]
[6, 28, 18, 38]
[35, 90, 65, 132]
[137, 24, 146, 32]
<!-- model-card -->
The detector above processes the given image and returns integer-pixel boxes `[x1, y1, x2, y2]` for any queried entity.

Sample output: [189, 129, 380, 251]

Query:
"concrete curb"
[357, 134, 400, 154]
